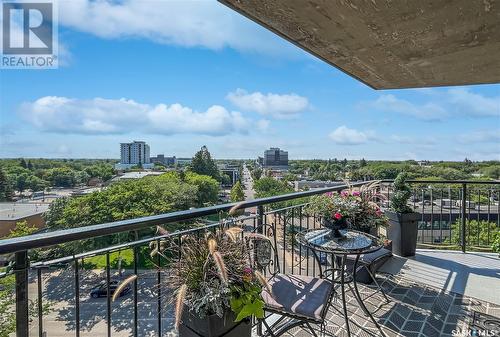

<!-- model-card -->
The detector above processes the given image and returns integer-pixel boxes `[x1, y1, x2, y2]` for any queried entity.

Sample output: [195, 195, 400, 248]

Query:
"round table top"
[296, 228, 382, 255]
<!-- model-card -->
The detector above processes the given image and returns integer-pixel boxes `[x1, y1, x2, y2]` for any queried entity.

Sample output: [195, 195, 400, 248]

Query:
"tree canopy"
[189, 146, 220, 181]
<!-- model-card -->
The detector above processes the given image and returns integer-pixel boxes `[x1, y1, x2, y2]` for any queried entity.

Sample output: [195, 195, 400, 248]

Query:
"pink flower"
[375, 209, 382, 216]
[334, 212, 343, 220]
[325, 192, 333, 197]
[341, 191, 348, 197]
[352, 191, 360, 196]
[243, 267, 253, 274]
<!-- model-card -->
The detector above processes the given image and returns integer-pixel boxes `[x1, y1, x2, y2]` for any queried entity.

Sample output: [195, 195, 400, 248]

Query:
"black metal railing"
[381, 180, 500, 252]
[0, 180, 498, 337]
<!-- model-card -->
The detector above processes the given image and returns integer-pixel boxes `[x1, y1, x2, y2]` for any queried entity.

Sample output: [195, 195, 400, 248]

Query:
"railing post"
[15, 250, 29, 337]
[461, 183, 467, 253]
[257, 205, 264, 233]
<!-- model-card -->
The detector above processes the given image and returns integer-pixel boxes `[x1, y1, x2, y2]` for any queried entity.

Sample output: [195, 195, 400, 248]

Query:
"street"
[27, 268, 176, 337]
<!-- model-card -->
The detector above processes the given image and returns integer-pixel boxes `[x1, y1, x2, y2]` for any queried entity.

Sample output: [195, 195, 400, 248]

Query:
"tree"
[0, 167, 13, 201]
[27, 160, 33, 170]
[185, 172, 219, 206]
[43, 172, 204, 254]
[230, 181, 245, 202]
[360, 158, 367, 167]
[19, 158, 27, 169]
[190, 146, 220, 181]
[251, 168, 262, 181]
[7, 220, 38, 238]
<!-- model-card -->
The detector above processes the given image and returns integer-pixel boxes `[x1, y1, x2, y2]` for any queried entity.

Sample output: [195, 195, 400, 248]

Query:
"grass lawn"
[82, 247, 158, 269]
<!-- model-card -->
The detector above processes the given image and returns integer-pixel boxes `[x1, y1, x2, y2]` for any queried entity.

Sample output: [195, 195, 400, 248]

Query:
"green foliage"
[0, 167, 13, 201]
[390, 172, 413, 213]
[185, 171, 219, 206]
[43, 172, 218, 255]
[230, 181, 245, 202]
[0, 159, 117, 193]
[451, 220, 500, 249]
[190, 146, 220, 181]
[7, 220, 38, 238]
[250, 168, 262, 180]
[230, 283, 265, 322]
[492, 236, 500, 254]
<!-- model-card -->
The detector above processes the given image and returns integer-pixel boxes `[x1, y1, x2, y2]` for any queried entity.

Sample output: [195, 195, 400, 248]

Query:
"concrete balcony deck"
[275, 249, 500, 337]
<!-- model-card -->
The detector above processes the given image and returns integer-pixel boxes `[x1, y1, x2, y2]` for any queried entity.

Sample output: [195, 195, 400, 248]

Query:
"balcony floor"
[259, 250, 500, 337]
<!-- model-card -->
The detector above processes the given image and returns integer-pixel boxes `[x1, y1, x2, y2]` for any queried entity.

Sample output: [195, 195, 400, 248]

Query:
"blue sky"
[1, 0, 499, 161]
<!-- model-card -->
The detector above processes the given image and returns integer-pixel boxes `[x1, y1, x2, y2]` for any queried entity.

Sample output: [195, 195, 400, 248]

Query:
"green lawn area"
[82, 247, 158, 269]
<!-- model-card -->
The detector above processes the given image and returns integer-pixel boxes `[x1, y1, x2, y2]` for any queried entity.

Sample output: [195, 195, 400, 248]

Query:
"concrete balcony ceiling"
[219, 0, 500, 89]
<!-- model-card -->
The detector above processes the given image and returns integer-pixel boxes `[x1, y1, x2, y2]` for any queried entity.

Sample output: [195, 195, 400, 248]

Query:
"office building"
[263, 147, 288, 167]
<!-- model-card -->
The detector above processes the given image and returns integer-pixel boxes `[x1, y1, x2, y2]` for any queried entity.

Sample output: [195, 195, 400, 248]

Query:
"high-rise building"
[263, 147, 288, 167]
[115, 141, 153, 169]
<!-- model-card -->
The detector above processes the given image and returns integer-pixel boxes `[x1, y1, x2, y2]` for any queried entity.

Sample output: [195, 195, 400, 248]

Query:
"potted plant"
[385, 172, 420, 257]
[344, 182, 389, 235]
[113, 213, 269, 337]
[305, 191, 359, 238]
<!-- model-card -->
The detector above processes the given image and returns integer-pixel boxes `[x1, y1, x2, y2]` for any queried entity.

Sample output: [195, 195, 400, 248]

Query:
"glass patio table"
[296, 228, 388, 337]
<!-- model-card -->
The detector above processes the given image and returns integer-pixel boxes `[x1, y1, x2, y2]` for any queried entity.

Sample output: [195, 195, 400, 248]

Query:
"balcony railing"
[0, 180, 498, 337]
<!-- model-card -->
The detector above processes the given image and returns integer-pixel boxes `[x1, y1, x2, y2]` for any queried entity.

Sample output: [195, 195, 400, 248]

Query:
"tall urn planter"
[385, 211, 420, 257]
[179, 310, 251, 337]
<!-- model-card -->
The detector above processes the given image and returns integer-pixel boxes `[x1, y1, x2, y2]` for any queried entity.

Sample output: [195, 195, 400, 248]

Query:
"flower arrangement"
[305, 181, 388, 234]
[345, 182, 389, 231]
[113, 207, 271, 334]
[305, 191, 360, 225]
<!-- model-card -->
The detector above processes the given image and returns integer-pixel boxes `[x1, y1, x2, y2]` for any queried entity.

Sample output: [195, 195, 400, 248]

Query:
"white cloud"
[366, 88, 499, 121]
[370, 94, 449, 121]
[20, 96, 252, 136]
[226, 88, 309, 118]
[447, 88, 500, 117]
[57, 0, 296, 56]
[329, 126, 369, 145]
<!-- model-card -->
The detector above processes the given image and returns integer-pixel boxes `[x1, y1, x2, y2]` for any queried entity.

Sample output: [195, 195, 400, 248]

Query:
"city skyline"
[1, 1, 499, 161]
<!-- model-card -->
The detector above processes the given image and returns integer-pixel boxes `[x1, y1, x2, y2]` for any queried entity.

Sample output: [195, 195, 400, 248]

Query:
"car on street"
[90, 280, 131, 298]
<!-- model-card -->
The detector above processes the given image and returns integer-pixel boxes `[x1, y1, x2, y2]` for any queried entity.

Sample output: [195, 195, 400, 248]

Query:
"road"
[26, 268, 177, 337]
[242, 164, 255, 201]
[241, 165, 256, 215]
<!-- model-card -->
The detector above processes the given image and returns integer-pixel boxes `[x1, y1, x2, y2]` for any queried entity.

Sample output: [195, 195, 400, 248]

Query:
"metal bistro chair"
[246, 223, 335, 337]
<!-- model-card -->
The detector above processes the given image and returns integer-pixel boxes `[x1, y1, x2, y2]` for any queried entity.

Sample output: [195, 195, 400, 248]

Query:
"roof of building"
[0, 202, 50, 221]
[219, 0, 500, 89]
[112, 171, 165, 180]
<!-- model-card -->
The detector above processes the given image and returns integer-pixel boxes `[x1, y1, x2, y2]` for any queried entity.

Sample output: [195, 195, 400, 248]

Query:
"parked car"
[90, 280, 131, 298]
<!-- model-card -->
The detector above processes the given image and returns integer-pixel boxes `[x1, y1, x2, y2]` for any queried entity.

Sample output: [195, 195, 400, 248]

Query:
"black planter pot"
[179, 309, 251, 337]
[385, 211, 420, 257]
[322, 218, 348, 238]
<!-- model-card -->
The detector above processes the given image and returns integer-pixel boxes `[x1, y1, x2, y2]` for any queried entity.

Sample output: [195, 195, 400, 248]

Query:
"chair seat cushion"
[261, 274, 333, 321]
[359, 247, 392, 264]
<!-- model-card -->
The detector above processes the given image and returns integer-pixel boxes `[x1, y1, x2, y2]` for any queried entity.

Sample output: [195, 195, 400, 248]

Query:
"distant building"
[115, 141, 153, 169]
[263, 148, 288, 167]
[151, 154, 177, 166]
[111, 171, 165, 182]
[176, 158, 193, 166]
[294, 180, 344, 192]
[219, 164, 240, 187]
[0, 202, 49, 238]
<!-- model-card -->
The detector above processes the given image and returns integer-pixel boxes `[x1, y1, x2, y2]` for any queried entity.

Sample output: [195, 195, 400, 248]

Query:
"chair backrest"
[246, 222, 281, 277]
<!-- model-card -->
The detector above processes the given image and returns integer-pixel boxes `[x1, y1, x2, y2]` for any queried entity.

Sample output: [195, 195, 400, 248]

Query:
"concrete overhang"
[219, 0, 500, 89]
